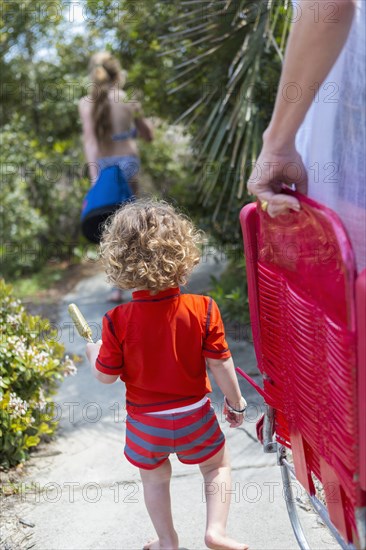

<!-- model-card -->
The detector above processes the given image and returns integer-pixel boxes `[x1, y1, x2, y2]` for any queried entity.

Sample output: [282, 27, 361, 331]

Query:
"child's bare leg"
[139, 459, 179, 550]
[199, 445, 248, 550]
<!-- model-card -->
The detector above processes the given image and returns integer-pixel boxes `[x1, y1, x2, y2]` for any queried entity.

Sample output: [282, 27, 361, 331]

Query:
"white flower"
[7, 336, 27, 358]
[6, 313, 22, 325]
[8, 392, 28, 417]
[63, 355, 77, 377]
[32, 350, 50, 367]
[35, 388, 47, 411]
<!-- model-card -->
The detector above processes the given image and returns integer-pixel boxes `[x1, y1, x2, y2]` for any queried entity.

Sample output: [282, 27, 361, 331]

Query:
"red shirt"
[96, 287, 231, 413]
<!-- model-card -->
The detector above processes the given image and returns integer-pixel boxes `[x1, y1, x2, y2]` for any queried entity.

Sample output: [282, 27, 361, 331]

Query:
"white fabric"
[145, 396, 209, 415]
[293, 0, 366, 272]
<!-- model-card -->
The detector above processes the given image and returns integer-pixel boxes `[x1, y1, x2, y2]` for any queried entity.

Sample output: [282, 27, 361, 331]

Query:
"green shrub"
[0, 280, 76, 469]
[209, 255, 250, 326]
[0, 114, 90, 279]
[0, 177, 48, 277]
[139, 120, 193, 197]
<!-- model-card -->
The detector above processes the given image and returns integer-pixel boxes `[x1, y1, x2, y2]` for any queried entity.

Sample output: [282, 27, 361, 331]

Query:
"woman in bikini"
[79, 51, 154, 302]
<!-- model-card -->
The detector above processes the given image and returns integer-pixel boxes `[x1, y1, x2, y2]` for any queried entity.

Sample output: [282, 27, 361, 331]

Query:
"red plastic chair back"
[240, 193, 365, 546]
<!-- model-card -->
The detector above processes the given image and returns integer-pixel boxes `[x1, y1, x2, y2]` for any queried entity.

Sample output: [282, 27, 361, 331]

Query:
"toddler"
[86, 198, 248, 550]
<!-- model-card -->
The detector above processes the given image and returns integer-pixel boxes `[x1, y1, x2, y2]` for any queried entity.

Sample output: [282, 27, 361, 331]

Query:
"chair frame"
[238, 197, 366, 550]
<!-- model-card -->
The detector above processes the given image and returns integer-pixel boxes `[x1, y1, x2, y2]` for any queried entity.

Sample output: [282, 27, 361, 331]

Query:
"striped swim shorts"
[124, 400, 225, 470]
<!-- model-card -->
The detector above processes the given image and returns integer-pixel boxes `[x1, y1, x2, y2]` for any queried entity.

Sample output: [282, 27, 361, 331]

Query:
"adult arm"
[78, 97, 100, 184]
[135, 115, 154, 142]
[247, 0, 356, 217]
[126, 98, 154, 142]
[132, 102, 154, 142]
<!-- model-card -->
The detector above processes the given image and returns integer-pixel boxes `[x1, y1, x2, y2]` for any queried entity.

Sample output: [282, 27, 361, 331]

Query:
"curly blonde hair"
[100, 199, 203, 293]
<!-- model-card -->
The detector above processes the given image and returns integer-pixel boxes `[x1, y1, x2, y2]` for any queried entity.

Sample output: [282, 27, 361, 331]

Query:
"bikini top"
[111, 127, 138, 141]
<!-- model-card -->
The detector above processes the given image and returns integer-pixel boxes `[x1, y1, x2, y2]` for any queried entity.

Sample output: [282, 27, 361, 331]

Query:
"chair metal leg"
[278, 445, 311, 550]
[263, 405, 277, 453]
[305, 493, 356, 550]
[278, 445, 357, 550]
[355, 507, 366, 550]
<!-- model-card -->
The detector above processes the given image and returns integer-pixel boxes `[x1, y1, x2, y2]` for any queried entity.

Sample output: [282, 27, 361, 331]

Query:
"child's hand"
[224, 406, 244, 428]
[223, 397, 246, 428]
[86, 340, 119, 384]
[86, 340, 102, 363]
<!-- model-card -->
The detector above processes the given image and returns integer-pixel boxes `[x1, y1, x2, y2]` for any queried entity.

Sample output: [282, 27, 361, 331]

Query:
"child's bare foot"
[143, 540, 160, 550]
[205, 532, 249, 550]
[143, 534, 179, 550]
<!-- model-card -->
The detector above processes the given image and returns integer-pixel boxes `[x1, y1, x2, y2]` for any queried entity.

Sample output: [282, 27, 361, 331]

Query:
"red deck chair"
[238, 192, 366, 549]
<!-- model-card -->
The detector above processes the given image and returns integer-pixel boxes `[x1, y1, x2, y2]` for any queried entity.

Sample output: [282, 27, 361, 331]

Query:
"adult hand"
[247, 140, 308, 217]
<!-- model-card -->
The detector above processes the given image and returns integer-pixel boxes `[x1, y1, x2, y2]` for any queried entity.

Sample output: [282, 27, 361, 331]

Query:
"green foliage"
[11, 263, 70, 300]
[209, 255, 250, 325]
[84, 0, 195, 119]
[0, 3, 97, 279]
[139, 120, 193, 197]
[0, 0, 199, 279]
[0, 168, 47, 277]
[0, 113, 90, 278]
[0, 280, 76, 468]
[161, 1, 291, 240]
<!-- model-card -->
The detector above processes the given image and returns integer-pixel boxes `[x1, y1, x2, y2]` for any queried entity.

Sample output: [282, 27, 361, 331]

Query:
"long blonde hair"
[88, 52, 126, 143]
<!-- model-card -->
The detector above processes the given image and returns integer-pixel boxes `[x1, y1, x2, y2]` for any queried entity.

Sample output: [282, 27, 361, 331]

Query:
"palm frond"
[160, 0, 291, 236]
